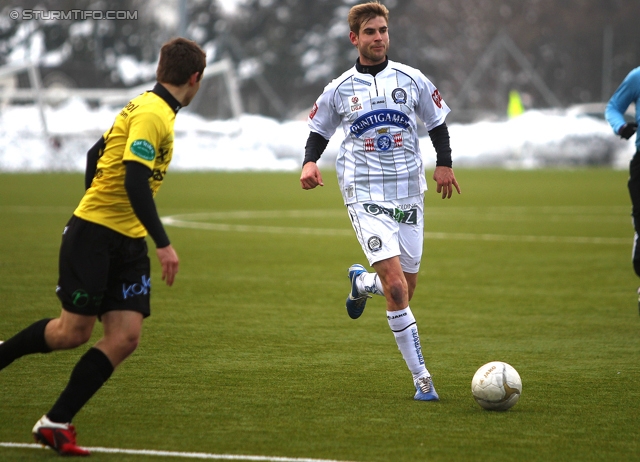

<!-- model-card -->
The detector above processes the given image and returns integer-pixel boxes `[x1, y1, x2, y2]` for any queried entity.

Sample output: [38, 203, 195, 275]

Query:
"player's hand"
[619, 123, 638, 140]
[433, 166, 461, 199]
[156, 245, 179, 286]
[300, 162, 324, 189]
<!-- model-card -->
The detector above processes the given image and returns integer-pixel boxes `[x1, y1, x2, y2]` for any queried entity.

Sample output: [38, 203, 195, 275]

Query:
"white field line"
[161, 217, 353, 237]
[423, 231, 628, 245]
[161, 211, 629, 246]
[0, 442, 359, 462]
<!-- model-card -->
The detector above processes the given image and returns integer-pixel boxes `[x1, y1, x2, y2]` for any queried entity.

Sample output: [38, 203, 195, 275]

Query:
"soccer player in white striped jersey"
[300, 1, 460, 401]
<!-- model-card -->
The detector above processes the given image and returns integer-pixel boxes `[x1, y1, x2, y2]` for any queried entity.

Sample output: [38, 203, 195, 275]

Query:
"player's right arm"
[605, 67, 640, 139]
[300, 131, 329, 189]
[301, 87, 340, 190]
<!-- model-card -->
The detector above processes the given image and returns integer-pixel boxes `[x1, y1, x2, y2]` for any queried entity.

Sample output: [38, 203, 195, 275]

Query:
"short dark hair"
[348, 1, 389, 35]
[156, 38, 206, 86]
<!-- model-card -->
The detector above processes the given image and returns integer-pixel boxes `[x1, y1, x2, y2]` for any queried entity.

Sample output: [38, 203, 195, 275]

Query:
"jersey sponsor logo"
[350, 109, 411, 138]
[123, 101, 140, 113]
[309, 102, 319, 119]
[119, 100, 140, 120]
[354, 77, 371, 86]
[370, 96, 386, 110]
[152, 168, 167, 181]
[349, 95, 363, 113]
[364, 128, 403, 152]
[367, 235, 383, 252]
[130, 139, 156, 161]
[392, 88, 407, 104]
[431, 89, 443, 108]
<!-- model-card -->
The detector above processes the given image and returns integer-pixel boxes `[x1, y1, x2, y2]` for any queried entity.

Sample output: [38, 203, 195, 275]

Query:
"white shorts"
[346, 195, 424, 273]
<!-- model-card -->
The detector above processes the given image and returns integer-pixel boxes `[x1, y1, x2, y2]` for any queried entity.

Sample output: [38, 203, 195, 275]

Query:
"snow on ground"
[0, 97, 635, 173]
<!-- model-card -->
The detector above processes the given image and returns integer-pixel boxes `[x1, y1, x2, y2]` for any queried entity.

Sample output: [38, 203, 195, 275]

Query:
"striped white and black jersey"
[308, 59, 450, 205]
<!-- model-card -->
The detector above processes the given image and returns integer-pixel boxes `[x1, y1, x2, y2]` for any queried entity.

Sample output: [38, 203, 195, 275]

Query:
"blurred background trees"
[0, 0, 638, 120]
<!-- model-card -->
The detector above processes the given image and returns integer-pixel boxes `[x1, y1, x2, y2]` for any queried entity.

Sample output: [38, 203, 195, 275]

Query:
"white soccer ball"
[471, 361, 522, 411]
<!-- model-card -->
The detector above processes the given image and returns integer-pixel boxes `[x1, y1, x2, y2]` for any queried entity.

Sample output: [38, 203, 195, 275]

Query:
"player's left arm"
[124, 162, 178, 286]
[432, 165, 461, 199]
[415, 75, 461, 200]
[428, 123, 461, 199]
[124, 111, 178, 285]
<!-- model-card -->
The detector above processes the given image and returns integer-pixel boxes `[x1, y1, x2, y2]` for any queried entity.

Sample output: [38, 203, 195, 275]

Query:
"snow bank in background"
[0, 98, 634, 172]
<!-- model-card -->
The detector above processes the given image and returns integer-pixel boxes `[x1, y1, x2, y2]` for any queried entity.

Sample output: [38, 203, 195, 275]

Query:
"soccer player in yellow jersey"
[0, 38, 206, 456]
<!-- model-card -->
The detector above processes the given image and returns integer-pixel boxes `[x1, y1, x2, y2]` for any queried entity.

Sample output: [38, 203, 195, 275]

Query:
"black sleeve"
[303, 131, 330, 166]
[428, 122, 453, 168]
[85, 137, 105, 190]
[124, 161, 170, 248]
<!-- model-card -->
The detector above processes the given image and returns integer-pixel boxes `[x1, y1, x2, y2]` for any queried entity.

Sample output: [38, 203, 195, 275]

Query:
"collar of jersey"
[151, 83, 182, 114]
[355, 56, 389, 77]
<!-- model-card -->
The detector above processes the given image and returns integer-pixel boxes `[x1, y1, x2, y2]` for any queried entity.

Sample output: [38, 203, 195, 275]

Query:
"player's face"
[349, 16, 389, 66]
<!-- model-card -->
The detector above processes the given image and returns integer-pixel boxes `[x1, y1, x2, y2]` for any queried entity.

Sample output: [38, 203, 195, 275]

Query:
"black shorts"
[57, 215, 151, 319]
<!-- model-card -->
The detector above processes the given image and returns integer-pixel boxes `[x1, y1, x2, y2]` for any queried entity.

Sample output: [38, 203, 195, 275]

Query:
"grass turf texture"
[0, 169, 638, 462]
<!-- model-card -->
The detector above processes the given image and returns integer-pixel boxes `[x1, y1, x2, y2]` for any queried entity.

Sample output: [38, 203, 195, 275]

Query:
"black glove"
[619, 122, 638, 140]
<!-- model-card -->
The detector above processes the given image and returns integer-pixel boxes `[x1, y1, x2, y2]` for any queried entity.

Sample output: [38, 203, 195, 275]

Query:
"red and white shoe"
[32, 415, 90, 456]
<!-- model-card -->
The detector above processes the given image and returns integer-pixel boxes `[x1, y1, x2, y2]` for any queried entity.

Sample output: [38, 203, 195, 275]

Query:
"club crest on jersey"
[349, 95, 364, 113]
[392, 88, 407, 104]
[350, 109, 411, 138]
[364, 128, 403, 152]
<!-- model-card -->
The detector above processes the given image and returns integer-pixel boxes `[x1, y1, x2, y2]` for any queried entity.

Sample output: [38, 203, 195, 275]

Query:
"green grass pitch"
[0, 169, 638, 461]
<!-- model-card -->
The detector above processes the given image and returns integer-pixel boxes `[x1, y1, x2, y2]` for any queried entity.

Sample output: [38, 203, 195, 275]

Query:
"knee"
[65, 327, 93, 349]
[385, 277, 408, 306]
[47, 322, 93, 350]
[115, 331, 141, 358]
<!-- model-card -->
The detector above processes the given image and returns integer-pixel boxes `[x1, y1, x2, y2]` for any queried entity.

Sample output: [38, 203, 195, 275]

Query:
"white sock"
[357, 272, 384, 296]
[387, 307, 429, 381]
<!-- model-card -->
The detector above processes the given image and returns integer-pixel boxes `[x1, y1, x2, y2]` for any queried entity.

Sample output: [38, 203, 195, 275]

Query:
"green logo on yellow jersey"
[130, 139, 156, 161]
